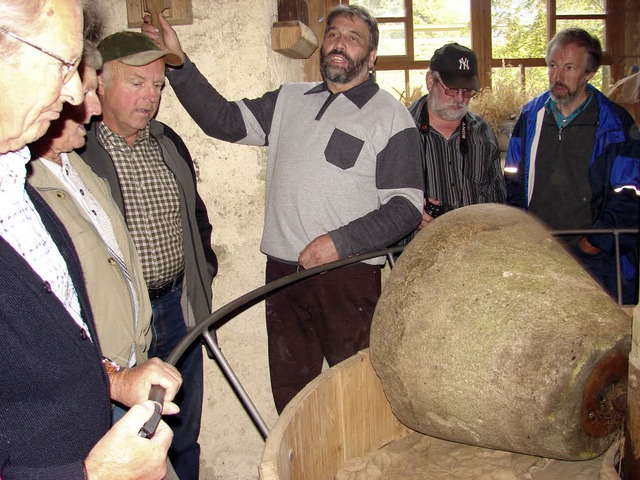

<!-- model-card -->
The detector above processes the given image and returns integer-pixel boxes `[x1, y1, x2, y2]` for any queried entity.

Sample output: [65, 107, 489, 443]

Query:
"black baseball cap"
[97, 31, 183, 67]
[430, 43, 480, 91]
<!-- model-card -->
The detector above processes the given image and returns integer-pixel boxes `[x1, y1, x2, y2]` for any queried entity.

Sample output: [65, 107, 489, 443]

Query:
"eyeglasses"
[0, 26, 80, 84]
[437, 78, 477, 99]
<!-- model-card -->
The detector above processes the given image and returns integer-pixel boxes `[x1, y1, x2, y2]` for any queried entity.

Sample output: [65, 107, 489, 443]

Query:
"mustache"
[553, 82, 568, 89]
[326, 49, 351, 62]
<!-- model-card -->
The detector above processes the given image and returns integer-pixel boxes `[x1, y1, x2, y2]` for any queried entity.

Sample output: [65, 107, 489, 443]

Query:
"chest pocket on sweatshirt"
[324, 128, 365, 170]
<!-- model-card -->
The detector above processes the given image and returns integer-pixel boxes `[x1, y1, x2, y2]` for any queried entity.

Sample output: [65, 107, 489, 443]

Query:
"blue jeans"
[150, 278, 203, 480]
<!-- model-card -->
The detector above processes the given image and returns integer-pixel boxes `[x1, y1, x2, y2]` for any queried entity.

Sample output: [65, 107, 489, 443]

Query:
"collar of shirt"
[305, 74, 379, 109]
[98, 121, 151, 150]
[40, 152, 69, 177]
[0, 146, 31, 196]
[546, 91, 593, 129]
[0, 148, 91, 340]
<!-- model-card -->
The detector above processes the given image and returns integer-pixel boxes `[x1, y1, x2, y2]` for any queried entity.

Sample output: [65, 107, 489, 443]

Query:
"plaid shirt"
[0, 148, 89, 338]
[98, 122, 184, 287]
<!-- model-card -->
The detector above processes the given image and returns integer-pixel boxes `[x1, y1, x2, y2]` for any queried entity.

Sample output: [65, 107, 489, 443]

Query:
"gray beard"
[429, 96, 468, 122]
[550, 77, 587, 106]
[435, 105, 467, 122]
[321, 50, 369, 84]
[551, 90, 579, 106]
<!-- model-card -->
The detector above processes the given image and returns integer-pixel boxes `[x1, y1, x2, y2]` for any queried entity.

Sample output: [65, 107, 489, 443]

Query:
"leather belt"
[148, 271, 184, 300]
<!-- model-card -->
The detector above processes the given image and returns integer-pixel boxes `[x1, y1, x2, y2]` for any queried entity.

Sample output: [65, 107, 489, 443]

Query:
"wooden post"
[278, 0, 309, 24]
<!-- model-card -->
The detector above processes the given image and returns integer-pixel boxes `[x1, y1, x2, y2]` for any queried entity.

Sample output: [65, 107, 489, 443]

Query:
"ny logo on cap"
[459, 57, 470, 71]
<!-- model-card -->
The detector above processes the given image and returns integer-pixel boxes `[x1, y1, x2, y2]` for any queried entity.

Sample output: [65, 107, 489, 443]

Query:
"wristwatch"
[101, 357, 121, 376]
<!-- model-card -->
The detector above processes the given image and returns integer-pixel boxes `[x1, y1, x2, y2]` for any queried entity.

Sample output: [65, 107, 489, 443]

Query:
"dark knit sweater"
[0, 186, 111, 480]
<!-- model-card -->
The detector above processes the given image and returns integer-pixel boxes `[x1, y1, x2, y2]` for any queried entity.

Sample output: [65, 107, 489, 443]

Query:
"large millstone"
[370, 204, 631, 460]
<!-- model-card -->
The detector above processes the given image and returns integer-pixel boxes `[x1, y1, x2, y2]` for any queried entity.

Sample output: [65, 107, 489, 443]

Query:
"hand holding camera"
[424, 199, 450, 219]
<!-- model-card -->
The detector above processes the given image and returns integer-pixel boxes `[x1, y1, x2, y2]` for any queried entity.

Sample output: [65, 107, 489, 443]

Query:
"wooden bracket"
[271, 20, 318, 60]
[271, 0, 318, 59]
[126, 0, 193, 27]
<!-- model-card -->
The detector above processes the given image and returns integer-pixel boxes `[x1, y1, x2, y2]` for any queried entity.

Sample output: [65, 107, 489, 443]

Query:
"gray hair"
[82, 0, 103, 45]
[81, 0, 103, 71]
[82, 40, 102, 71]
[546, 28, 602, 73]
[325, 4, 379, 53]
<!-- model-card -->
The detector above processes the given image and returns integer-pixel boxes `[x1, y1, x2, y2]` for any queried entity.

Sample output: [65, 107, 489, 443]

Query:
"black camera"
[425, 200, 450, 219]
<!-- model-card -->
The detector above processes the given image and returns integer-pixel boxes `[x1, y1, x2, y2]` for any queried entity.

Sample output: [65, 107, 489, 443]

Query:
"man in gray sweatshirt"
[143, 4, 424, 413]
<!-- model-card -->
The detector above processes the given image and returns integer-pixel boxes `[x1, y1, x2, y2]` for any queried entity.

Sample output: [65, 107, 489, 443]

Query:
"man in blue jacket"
[504, 28, 639, 304]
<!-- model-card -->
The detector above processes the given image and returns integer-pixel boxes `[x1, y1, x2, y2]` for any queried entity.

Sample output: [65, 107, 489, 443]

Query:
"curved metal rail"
[165, 247, 403, 439]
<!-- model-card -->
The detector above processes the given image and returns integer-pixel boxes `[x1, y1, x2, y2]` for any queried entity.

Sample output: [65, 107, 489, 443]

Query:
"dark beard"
[320, 48, 369, 84]
[550, 75, 587, 106]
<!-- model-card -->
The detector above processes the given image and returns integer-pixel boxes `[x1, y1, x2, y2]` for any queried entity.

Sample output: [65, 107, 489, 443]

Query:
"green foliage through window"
[352, 0, 610, 105]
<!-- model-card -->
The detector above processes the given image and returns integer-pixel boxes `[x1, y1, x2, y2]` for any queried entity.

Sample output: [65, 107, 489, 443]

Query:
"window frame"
[368, 0, 625, 90]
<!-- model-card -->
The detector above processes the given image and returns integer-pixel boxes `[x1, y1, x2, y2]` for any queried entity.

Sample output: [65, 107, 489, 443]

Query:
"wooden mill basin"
[259, 350, 409, 479]
[259, 349, 621, 480]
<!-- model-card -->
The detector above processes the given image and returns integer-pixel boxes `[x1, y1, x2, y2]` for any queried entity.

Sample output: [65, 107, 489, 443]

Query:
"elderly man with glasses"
[0, 0, 179, 478]
[403, 43, 506, 239]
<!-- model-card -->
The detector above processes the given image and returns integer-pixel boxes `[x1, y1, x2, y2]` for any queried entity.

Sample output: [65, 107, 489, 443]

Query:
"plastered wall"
[97, 0, 305, 478]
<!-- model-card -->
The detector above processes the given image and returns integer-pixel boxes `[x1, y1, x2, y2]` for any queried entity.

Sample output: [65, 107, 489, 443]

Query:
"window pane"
[556, 19, 604, 48]
[556, 0, 604, 15]
[409, 70, 428, 103]
[378, 22, 407, 56]
[350, 0, 405, 17]
[490, 66, 547, 99]
[413, 0, 471, 62]
[375, 69, 427, 106]
[376, 70, 407, 103]
[492, 0, 546, 59]
[590, 65, 611, 93]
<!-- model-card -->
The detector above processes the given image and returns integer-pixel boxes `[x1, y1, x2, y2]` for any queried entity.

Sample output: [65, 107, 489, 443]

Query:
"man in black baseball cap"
[398, 42, 505, 248]
[429, 42, 480, 91]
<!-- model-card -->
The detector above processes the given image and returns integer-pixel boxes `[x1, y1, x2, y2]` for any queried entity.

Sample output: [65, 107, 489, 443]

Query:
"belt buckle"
[149, 271, 183, 300]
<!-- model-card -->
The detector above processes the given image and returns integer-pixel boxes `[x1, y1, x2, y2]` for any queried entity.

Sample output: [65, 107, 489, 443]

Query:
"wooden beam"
[278, 0, 309, 24]
[126, 0, 192, 27]
[471, 0, 492, 89]
[303, 0, 340, 82]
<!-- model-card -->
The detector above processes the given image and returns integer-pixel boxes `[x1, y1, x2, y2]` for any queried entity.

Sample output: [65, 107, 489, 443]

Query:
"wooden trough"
[258, 349, 622, 479]
[259, 350, 409, 479]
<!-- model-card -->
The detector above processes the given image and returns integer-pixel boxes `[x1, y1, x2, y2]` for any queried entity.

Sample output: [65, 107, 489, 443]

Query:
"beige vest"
[28, 151, 152, 367]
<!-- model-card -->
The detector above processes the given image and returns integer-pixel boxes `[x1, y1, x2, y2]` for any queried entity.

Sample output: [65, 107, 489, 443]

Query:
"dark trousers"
[149, 278, 203, 480]
[265, 258, 381, 413]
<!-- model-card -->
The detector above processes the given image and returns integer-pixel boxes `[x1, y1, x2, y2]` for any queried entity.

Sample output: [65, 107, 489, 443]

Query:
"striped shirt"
[97, 122, 184, 287]
[0, 148, 89, 338]
[409, 94, 506, 209]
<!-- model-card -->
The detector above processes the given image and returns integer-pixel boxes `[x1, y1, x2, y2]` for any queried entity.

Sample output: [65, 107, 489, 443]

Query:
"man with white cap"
[405, 43, 506, 237]
[80, 31, 217, 480]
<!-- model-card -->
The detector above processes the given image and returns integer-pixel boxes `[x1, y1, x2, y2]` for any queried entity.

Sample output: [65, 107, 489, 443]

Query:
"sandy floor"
[336, 432, 618, 480]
